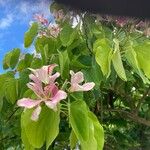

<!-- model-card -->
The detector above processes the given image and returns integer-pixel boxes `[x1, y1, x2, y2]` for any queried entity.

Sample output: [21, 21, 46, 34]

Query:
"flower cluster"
[17, 64, 95, 121]
[33, 14, 61, 38]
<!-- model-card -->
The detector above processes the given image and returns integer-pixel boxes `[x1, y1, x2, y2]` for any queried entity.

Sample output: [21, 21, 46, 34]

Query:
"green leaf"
[24, 23, 38, 48]
[3, 51, 12, 69]
[69, 100, 89, 141]
[22, 128, 35, 150]
[40, 44, 49, 64]
[88, 111, 104, 150]
[94, 39, 113, 77]
[30, 58, 43, 69]
[112, 39, 127, 81]
[60, 24, 77, 46]
[35, 37, 57, 54]
[81, 119, 97, 150]
[10, 48, 20, 69]
[134, 42, 150, 79]
[21, 106, 60, 149]
[3, 48, 21, 70]
[17, 54, 33, 71]
[70, 130, 78, 149]
[125, 41, 149, 84]
[5, 78, 18, 104]
[59, 50, 70, 79]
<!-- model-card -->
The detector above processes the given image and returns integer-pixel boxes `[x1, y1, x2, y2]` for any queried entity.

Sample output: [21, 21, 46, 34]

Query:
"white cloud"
[0, 14, 13, 29]
[17, 0, 52, 22]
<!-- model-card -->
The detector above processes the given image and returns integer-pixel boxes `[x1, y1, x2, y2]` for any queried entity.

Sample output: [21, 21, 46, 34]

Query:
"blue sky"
[0, 0, 52, 73]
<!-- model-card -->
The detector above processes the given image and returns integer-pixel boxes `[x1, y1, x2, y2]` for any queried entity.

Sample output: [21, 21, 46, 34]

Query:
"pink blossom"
[48, 24, 61, 37]
[17, 65, 67, 121]
[29, 64, 60, 84]
[34, 14, 48, 25]
[69, 70, 95, 92]
[115, 17, 128, 27]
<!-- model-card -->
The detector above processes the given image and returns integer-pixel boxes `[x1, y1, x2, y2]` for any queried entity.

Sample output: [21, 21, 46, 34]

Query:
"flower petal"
[47, 64, 58, 75]
[29, 64, 58, 84]
[82, 82, 95, 91]
[17, 98, 42, 108]
[70, 70, 84, 84]
[49, 72, 60, 83]
[70, 82, 95, 92]
[31, 105, 42, 121]
[27, 82, 44, 97]
[45, 90, 67, 110]
[29, 74, 41, 84]
[44, 84, 58, 97]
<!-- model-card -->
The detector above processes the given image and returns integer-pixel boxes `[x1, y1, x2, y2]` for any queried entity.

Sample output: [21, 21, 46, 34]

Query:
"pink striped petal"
[47, 64, 58, 75]
[17, 98, 42, 108]
[82, 82, 95, 91]
[44, 84, 58, 97]
[31, 105, 42, 121]
[29, 64, 58, 84]
[29, 74, 41, 84]
[49, 72, 60, 83]
[44, 101, 57, 110]
[70, 70, 84, 84]
[45, 90, 67, 110]
[70, 82, 95, 92]
[27, 82, 44, 97]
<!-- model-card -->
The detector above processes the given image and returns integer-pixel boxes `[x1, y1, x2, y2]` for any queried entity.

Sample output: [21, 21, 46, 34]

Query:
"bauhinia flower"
[34, 14, 49, 25]
[69, 70, 95, 92]
[48, 24, 61, 38]
[17, 64, 67, 121]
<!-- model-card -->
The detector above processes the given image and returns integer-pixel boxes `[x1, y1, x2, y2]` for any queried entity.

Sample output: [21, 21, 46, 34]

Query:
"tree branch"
[107, 109, 150, 126]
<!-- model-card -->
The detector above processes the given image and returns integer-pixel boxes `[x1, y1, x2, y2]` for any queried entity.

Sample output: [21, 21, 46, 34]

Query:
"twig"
[107, 108, 150, 126]
[5, 107, 19, 123]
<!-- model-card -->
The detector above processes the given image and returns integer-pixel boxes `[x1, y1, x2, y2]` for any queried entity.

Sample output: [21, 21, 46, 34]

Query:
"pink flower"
[69, 70, 95, 92]
[17, 65, 67, 121]
[115, 17, 128, 27]
[34, 14, 49, 25]
[48, 24, 61, 38]
[29, 64, 60, 84]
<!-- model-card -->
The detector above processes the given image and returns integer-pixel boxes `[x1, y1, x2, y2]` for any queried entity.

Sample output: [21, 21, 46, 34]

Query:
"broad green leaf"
[94, 39, 113, 77]
[40, 44, 49, 64]
[24, 23, 38, 48]
[59, 50, 70, 79]
[88, 111, 104, 150]
[69, 100, 89, 141]
[35, 37, 56, 54]
[60, 24, 77, 46]
[22, 128, 35, 150]
[0, 98, 3, 112]
[5, 78, 18, 104]
[70, 130, 78, 149]
[46, 106, 60, 149]
[112, 39, 127, 81]
[10, 48, 20, 69]
[125, 41, 149, 84]
[17, 54, 33, 71]
[81, 119, 97, 150]
[3, 51, 12, 70]
[134, 42, 150, 79]
[21, 106, 60, 149]
[30, 58, 43, 69]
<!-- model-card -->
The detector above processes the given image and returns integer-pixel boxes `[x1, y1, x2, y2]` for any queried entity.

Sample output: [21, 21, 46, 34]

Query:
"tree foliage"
[0, 1, 150, 150]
